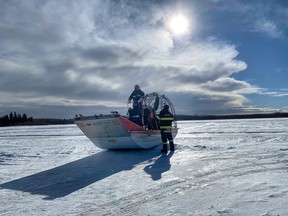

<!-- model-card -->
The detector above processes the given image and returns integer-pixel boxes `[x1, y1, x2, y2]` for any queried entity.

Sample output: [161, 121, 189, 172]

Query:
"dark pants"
[161, 130, 173, 143]
[160, 130, 174, 152]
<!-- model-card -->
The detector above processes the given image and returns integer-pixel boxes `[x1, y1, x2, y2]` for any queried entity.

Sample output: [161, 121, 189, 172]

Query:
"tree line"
[176, 112, 288, 120]
[0, 112, 33, 126]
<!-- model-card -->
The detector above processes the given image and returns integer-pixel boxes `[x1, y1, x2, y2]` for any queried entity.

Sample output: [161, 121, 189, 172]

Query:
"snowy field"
[1, 118, 288, 216]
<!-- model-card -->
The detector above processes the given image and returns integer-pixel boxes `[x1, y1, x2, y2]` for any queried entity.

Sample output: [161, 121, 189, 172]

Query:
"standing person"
[128, 84, 145, 110]
[156, 105, 175, 153]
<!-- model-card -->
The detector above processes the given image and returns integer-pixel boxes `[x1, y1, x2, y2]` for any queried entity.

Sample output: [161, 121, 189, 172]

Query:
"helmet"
[164, 104, 169, 110]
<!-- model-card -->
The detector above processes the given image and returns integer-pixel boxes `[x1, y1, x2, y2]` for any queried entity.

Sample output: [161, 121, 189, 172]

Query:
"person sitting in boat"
[128, 107, 142, 126]
[143, 107, 158, 130]
[128, 84, 145, 110]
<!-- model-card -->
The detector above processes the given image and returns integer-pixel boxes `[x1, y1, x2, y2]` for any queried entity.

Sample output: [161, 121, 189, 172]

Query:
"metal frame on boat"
[74, 92, 178, 149]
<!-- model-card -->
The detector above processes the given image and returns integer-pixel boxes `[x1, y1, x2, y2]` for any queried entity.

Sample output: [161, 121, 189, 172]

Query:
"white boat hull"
[75, 114, 177, 150]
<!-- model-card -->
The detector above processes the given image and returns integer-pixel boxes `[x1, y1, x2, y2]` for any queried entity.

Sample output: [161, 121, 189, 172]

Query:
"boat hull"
[75, 115, 177, 149]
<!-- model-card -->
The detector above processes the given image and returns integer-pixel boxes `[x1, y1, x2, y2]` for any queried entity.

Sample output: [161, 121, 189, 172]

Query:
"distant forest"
[0, 112, 73, 127]
[176, 112, 288, 120]
[0, 112, 33, 126]
[1, 111, 288, 127]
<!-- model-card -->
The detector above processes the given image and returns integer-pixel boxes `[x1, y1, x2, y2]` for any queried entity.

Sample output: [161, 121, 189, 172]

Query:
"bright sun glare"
[168, 14, 190, 36]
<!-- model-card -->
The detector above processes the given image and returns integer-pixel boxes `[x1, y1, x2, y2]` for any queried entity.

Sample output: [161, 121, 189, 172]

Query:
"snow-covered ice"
[1, 118, 288, 216]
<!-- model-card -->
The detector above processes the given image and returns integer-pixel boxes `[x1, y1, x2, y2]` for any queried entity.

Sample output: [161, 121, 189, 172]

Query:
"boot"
[161, 144, 168, 153]
[170, 142, 175, 151]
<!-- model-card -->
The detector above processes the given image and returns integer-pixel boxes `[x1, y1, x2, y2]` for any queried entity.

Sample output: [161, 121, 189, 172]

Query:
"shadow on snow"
[144, 151, 174, 180]
[0, 146, 171, 200]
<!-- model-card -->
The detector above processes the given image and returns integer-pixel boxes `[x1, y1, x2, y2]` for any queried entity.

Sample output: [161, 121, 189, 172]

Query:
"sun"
[168, 14, 190, 36]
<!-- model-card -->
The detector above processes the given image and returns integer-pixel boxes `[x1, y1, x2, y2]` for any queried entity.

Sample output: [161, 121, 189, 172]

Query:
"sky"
[0, 0, 288, 118]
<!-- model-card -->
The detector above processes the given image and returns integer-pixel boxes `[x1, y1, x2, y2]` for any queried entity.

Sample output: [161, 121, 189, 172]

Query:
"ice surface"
[1, 119, 288, 215]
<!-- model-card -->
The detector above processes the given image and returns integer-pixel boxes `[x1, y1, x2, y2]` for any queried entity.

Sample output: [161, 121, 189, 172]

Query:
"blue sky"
[0, 0, 287, 118]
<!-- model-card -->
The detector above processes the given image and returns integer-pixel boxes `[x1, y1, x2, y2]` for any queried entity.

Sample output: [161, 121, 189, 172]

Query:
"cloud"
[0, 0, 272, 117]
[200, 77, 257, 94]
[203, 0, 287, 39]
[258, 89, 288, 97]
[254, 20, 282, 39]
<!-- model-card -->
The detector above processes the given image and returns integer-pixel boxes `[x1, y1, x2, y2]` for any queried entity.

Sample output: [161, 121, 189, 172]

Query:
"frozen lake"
[1, 118, 288, 215]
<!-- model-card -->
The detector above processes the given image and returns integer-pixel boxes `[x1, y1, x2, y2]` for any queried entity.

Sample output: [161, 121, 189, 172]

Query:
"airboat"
[74, 92, 178, 149]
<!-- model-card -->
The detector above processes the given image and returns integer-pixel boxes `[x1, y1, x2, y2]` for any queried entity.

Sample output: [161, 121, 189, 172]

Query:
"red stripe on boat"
[118, 116, 144, 131]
